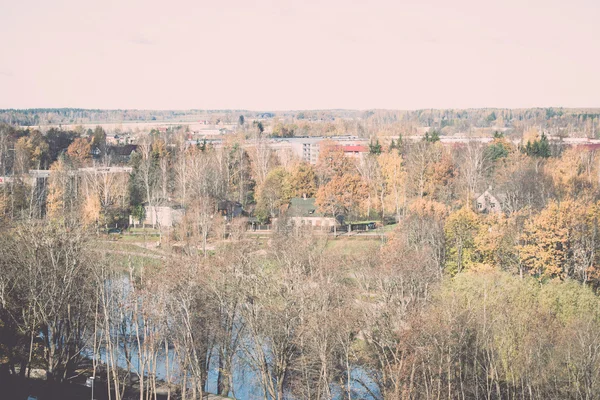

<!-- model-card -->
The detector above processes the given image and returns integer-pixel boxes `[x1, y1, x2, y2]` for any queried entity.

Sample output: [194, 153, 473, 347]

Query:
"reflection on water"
[96, 343, 379, 399]
[95, 277, 379, 399]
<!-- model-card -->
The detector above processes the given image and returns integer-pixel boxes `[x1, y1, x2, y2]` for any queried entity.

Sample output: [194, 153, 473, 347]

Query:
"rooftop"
[287, 197, 326, 218]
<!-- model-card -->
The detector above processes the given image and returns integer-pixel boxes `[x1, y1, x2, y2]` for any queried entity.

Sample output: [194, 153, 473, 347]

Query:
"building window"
[490, 203, 495, 208]
[477, 203, 483, 209]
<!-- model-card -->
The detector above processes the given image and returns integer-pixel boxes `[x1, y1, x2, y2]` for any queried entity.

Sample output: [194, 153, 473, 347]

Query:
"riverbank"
[0, 368, 233, 400]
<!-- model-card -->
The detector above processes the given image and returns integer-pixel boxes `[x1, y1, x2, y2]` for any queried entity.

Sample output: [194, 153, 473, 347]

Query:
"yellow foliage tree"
[547, 148, 594, 198]
[474, 213, 522, 274]
[523, 127, 540, 143]
[81, 193, 101, 226]
[287, 162, 317, 198]
[378, 152, 406, 217]
[520, 200, 600, 283]
[46, 158, 75, 219]
[445, 206, 481, 275]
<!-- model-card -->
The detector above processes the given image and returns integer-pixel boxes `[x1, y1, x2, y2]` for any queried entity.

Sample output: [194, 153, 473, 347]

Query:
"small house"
[286, 197, 338, 229]
[138, 202, 184, 227]
[218, 200, 244, 220]
[475, 188, 504, 214]
[107, 145, 138, 163]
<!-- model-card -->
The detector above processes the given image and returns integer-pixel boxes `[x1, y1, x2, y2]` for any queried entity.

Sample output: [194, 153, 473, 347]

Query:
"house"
[341, 145, 369, 159]
[137, 202, 184, 227]
[475, 188, 504, 213]
[286, 197, 338, 229]
[107, 145, 138, 163]
[218, 200, 243, 220]
[91, 147, 102, 157]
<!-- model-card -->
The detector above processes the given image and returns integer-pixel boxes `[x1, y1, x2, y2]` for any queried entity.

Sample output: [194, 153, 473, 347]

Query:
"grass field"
[323, 237, 383, 256]
[127, 227, 161, 234]
[371, 223, 398, 233]
[97, 240, 163, 255]
[118, 234, 160, 242]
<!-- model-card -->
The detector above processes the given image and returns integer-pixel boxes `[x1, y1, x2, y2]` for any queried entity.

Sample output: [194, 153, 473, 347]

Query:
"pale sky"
[1, 0, 598, 110]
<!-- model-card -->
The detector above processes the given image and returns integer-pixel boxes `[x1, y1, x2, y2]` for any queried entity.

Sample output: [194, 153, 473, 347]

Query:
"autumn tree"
[378, 151, 406, 219]
[255, 167, 292, 222]
[401, 199, 448, 272]
[134, 138, 160, 216]
[66, 137, 91, 166]
[46, 157, 78, 219]
[405, 141, 454, 200]
[224, 140, 255, 206]
[520, 199, 600, 283]
[547, 147, 594, 199]
[1, 221, 94, 383]
[474, 212, 522, 275]
[315, 141, 355, 185]
[357, 225, 439, 398]
[81, 166, 130, 228]
[357, 154, 384, 218]
[248, 130, 275, 189]
[493, 152, 554, 213]
[287, 162, 317, 198]
[316, 173, 368, 227]
[456, 141, 491, 200]
[45, 128, 77, 163]
[14, 130, 49, 172]
[445, 206, 481, 275]
[183, 197, 217, 257]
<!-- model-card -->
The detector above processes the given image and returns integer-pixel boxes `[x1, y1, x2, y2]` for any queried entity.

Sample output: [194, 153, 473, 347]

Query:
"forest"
[1, 116, 600, 400]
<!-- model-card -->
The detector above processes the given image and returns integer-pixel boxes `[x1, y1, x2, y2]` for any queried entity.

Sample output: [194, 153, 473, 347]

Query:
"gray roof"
[287, 198, 326, 218]
[476, 189, 506, 203]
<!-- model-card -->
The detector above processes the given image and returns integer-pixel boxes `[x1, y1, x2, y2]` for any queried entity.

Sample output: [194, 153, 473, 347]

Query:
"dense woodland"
[2, 114, 600, 399]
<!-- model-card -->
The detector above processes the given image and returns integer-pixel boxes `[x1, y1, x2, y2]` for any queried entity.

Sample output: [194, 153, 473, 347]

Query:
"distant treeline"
[2, 107, 600, 139]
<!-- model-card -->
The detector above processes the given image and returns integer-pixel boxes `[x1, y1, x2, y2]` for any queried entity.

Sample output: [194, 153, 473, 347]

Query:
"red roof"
[342, 145, 368, 153]
[575, 143, 600, 151]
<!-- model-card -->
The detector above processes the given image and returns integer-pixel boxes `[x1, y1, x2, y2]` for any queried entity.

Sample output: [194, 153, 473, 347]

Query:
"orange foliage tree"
[315, 141, 355, 184]
[316, 174, 368, 223]
[67, 137, 91, 166]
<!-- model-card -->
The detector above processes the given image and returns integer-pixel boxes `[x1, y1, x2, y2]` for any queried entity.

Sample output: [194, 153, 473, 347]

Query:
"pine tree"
[369, 139, 382, 155]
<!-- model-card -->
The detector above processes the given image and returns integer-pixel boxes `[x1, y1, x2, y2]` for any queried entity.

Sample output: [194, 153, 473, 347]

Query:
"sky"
[0, 0, 599, 110]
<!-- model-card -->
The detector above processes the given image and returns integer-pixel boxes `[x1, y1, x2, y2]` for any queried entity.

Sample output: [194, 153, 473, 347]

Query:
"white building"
[139, 204, 184, 227]
[270, 136, 369, 164]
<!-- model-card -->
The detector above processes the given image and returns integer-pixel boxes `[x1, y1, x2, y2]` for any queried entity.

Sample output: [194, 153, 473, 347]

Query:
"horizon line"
[2, 106, 600, 113]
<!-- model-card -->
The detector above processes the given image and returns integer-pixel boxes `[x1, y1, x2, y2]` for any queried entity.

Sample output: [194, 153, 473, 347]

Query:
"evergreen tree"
[424, 130, 440, 143]
[396, 134, 404, 154]
[369, 139, 382, 155]
[523, 133, 551, 158]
